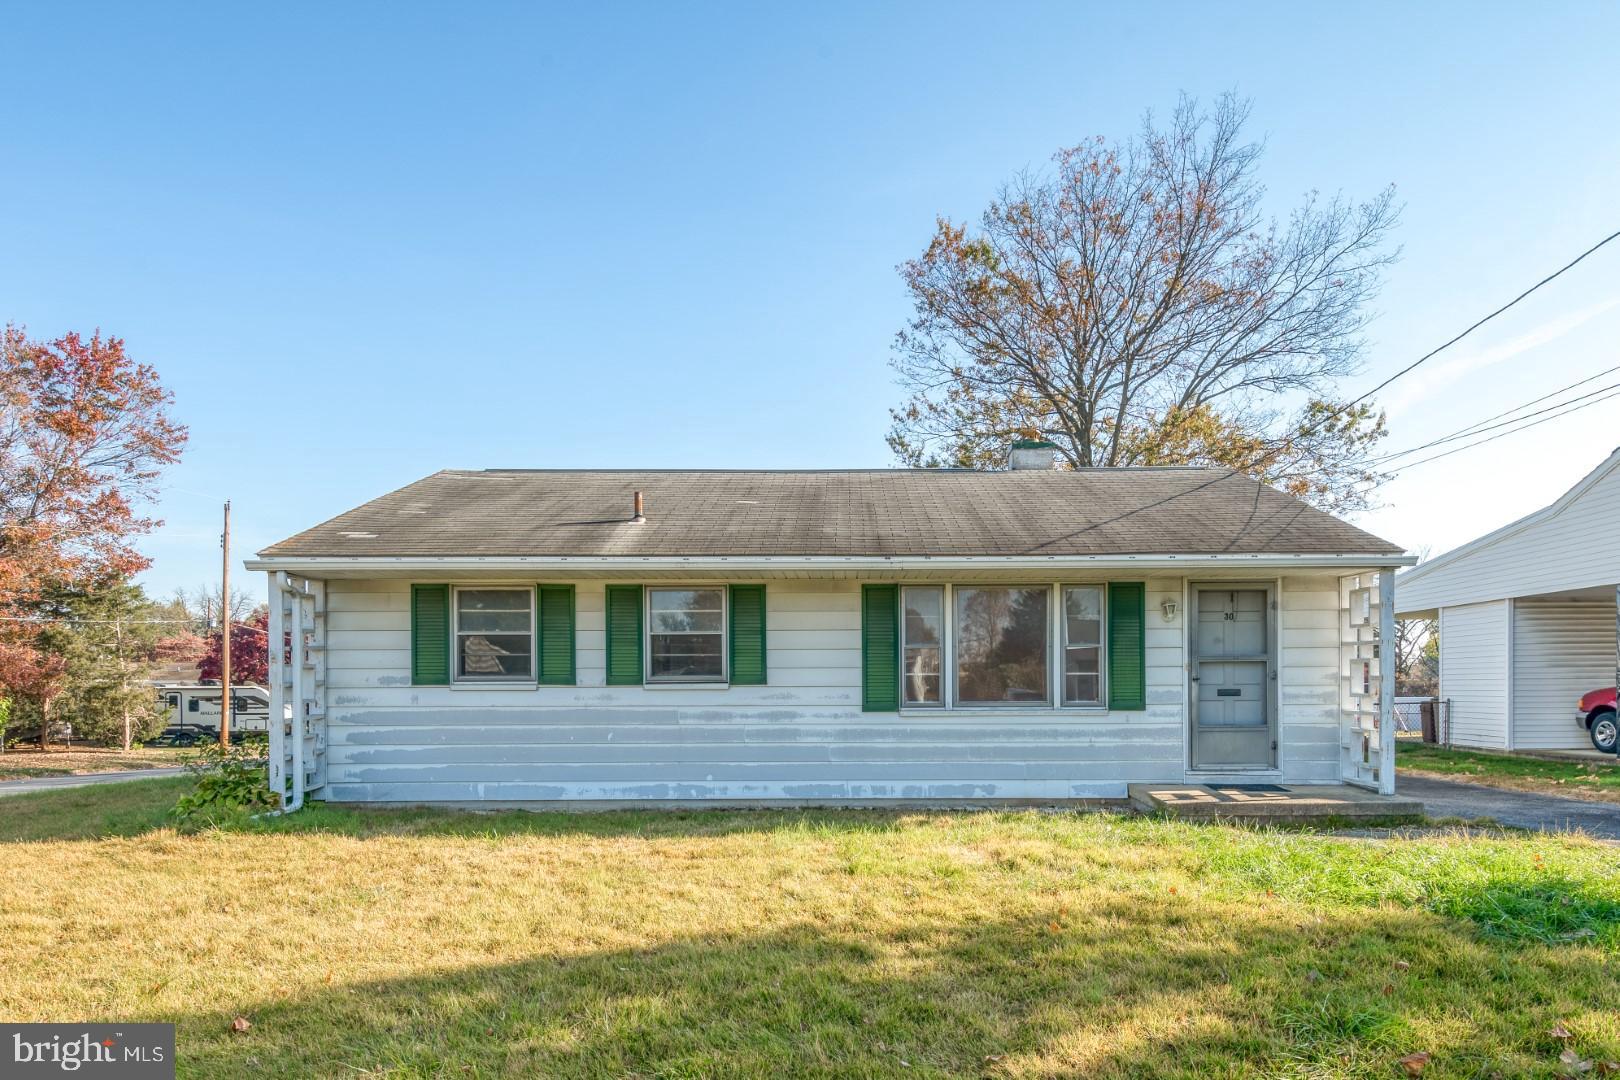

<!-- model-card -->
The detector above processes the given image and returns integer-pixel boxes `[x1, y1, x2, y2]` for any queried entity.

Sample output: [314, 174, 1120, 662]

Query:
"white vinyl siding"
[1438, 601, 1510, 749]
[311, 572, 1355, 803]
[1276, 576, 1343, 782]
[1398, 453, 1620, 612]
[1511, 598, 1615, 749]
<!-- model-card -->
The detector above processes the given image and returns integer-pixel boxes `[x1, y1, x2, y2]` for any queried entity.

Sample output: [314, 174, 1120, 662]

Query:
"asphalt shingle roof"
[258, 468, 1404, 558]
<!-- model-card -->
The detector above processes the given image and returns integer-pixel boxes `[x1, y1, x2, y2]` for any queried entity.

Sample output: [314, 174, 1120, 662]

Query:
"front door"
[1191, 587, 1274, 769]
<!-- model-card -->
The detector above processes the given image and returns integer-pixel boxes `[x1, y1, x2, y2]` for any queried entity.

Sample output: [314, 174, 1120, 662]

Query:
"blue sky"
[4, 2, 1618, 598]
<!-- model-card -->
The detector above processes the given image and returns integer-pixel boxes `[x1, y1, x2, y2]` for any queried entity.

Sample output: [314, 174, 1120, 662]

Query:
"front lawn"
[0, 745, 191, 781]
[1, 781, 1617, 1078]
[1399, 742, 1620, 803]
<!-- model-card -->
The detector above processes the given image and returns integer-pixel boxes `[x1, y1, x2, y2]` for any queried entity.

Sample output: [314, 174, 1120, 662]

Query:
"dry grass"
[1, 779, 1617, 1078]
[1399, 742, 1620, 804]
[0, 746, 189, 781]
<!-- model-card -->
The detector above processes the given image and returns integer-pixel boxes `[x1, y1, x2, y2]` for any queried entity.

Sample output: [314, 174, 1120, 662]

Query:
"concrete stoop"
[1128, 783, 1424, 823]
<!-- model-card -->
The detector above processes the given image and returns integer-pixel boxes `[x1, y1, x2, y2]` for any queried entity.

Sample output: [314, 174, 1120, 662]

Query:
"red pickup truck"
[1577, 687, 1619, 753]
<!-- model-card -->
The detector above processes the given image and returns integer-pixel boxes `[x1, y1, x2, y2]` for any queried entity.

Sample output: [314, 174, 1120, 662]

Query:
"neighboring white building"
[1395, 448, 1620, 752]
[244, 455, 1412, 811]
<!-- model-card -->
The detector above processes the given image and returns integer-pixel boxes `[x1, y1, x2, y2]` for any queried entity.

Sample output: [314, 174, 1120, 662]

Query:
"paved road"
[1399, 774, 1620, 840]
[0, 767, 184, 798]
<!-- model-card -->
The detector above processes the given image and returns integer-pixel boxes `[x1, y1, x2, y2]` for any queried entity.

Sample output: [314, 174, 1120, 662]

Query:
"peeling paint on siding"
[316, 574, 1351, 803]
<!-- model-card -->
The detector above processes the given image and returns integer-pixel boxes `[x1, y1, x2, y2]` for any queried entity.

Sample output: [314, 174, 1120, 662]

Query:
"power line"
[0, 616, 198, 624]
[1275, 226, 1620, 463]
[1370, 371, 1620, 465]
[1439, 361, 1620, 439]
[1380, 382, 1620, 476]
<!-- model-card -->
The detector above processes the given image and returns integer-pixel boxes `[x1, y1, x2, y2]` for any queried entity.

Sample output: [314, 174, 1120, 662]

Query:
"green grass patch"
[1399, 742, 1620, 800]
[1195, 825, 1620, 946]
[1, 782, 1617, 1078]
[0, 776, 196, 840]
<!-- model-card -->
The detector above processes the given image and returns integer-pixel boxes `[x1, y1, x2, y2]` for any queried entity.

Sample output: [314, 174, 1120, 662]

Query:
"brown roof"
[258, 468, 1403, 559]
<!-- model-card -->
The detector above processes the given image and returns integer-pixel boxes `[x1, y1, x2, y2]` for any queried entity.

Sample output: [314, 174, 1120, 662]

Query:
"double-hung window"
[902, 586, 944, 705]
[647, 587, 726, 682]
[1061, 586, 1104, 706]
[454, 587, 534, 681]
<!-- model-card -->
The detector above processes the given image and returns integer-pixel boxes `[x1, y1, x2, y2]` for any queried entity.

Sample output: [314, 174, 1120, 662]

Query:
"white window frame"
[894, 583, 1110, 712]
[901, 585, 946, 708]
[644, 585, 729, 685]
[1060, 584, 1107, 708]
[451, 585, 536, 684]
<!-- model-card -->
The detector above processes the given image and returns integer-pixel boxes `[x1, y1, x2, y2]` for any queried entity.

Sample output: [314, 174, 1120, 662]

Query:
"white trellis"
[1339, 570, 1396, 793]
[267, 571, 327, 811]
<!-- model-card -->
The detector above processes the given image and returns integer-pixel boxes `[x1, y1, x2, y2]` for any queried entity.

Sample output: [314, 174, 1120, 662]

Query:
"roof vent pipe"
[1007, 440, 1058, 470]
[631, 490, 646, 524]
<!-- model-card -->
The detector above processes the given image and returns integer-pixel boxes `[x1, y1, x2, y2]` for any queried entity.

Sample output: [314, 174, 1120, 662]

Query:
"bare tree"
[1395, 617, 1438, 697]
[889, 94, 1401, 511]
[1394, 545, 1437, 697]
[167, 584, 258, 635]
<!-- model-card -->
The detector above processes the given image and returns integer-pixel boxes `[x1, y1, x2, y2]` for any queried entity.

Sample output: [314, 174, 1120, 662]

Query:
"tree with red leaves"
[0, 326, 186, 744]
[199, 609, 270, 687]
[0, 641, 67, 748]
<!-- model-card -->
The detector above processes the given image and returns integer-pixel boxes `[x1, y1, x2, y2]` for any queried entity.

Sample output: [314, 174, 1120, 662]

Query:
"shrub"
[172, 740, 277, 820]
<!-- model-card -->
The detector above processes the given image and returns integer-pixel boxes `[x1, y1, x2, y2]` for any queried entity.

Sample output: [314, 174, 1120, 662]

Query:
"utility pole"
[115, 617, 131, 752]
[220, 500, 232, 749]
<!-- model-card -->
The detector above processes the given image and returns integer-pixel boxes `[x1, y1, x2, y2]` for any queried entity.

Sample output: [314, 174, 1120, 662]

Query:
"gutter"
[245, 552, 1418, 573]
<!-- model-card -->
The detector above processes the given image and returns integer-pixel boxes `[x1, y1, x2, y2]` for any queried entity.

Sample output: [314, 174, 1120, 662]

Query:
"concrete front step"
[1128, 783, 1423, 823]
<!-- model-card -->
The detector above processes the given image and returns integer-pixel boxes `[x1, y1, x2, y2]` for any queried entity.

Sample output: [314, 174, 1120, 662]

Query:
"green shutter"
[537, 584, 576, 685]
[410, 584, 450, 685]
[861, 584, 900, 712]
[1107, 582, 1146, 711]
[604, 584, 643, 686]
[728, 584, 767, 685]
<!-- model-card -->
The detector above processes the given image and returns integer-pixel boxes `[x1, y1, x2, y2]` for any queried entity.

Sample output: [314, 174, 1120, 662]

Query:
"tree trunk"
[40, 697, 50, 751]
[121, 708, 132, 752]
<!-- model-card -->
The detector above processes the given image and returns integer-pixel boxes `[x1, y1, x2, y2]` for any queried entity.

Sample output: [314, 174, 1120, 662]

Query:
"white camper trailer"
[154, 684, 271, 734]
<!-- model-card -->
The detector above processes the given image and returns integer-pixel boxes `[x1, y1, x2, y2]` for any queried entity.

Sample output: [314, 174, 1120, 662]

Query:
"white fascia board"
[1396, 446, 1620, 591]
[244, 552, 1417, 574]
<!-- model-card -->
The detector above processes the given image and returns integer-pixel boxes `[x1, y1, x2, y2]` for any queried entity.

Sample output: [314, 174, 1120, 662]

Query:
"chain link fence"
[1394, 697, 1450, 744]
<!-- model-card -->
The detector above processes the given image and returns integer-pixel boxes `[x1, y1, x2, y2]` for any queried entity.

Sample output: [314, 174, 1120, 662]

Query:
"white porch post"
[1379, 568, 1397, 795]
[266, 571, 326, 813]
[267, 572, 288, 808]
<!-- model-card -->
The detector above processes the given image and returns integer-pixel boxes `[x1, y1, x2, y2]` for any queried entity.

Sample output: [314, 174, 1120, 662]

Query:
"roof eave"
[245, 552, 1416, 574]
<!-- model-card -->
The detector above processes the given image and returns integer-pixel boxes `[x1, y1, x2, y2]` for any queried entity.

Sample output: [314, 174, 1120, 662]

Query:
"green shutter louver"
[729, 584, 766, 685]
[861, 584, 900, 712]
[537, 584, 576, 685]
[1107, 581, 1146, 711]
[604, 584, 643, 686]
[410, 584, 450, 685]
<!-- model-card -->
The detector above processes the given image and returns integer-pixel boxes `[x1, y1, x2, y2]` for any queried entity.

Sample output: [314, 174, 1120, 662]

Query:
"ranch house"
[244, 447, 1413, 809]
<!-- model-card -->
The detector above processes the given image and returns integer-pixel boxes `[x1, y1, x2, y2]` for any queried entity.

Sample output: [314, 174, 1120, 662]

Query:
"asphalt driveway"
[1399, 774, 1620, 841]
[0, 767, 184, 798]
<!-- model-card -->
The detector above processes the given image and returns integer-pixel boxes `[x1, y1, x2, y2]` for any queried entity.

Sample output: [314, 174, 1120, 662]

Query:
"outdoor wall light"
[1160, 598, 1179, 622]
